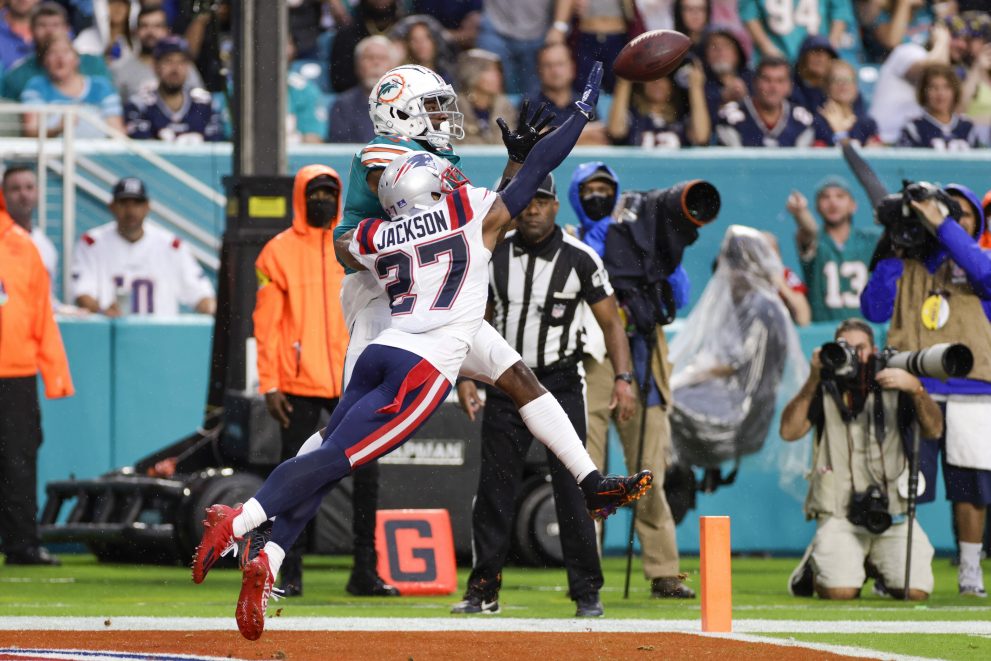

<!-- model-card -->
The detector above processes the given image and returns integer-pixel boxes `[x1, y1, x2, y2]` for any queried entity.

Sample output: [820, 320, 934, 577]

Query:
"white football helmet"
[378, 151, 469, 221]
[368, 65, 465, 150]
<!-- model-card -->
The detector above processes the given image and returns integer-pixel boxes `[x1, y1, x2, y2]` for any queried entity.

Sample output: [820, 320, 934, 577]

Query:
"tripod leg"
[624, 329, 656, 599]
[903, 430, 922, 601]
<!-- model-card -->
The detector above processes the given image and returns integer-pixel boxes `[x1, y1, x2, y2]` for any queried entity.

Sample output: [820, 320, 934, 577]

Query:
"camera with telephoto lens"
[847, 485, 892, 534]
[875, 180, 963, 259]
[603, 181, 720, 333]
[820, 340, 974, 383]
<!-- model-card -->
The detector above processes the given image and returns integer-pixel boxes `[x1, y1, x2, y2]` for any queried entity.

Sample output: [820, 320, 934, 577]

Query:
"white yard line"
[0, 616, 988, 635]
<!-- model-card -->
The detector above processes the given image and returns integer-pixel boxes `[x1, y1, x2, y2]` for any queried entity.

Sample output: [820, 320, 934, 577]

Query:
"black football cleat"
[584, 470, 653, 520]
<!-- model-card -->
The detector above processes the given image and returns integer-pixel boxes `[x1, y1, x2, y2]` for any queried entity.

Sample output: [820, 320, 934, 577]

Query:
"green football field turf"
[2, 554, 990, 659]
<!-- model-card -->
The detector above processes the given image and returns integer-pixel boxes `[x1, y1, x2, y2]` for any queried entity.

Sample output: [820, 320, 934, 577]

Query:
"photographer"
[780, 319, 943, 601]
[569, 162, 716, 599]
[862, 183, 991, 597]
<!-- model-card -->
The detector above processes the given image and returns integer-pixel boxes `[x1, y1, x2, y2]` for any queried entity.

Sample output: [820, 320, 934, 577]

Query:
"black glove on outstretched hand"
[497, 99, 557, 163]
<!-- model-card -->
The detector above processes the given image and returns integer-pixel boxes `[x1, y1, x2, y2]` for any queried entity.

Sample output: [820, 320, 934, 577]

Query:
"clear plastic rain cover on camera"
[668, 225, 810, 497]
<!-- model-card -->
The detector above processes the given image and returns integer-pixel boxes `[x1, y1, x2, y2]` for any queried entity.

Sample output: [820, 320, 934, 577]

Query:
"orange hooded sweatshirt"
[0, 193, 74, 398]
[253, 165, 349, 398]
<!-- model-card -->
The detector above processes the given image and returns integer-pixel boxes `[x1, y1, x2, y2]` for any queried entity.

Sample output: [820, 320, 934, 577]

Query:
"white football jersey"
[350, 184, 497, 381]
[71, 221, 214, 316]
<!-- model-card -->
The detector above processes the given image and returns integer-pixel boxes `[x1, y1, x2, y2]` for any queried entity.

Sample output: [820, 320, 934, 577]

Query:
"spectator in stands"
[0, 0, 39, 72]
[0, 183, 74, 568]
[790, 35, 839, 114]
[327, 35, 400, 143]
[547, 0, 635, 94]
[2, 165, 55, 284]
[72, 177, 215, 316]
[180, 0, 231, 93]
[74, 0, 138, 63]
[740, 0, 854, 63]
[456, 48, 514, 145]
[785, 177, 880, 322]
[3, 2, 109, 102]
[329, 0, 401, 93]
[532, 43, 609, 145]
[960, 16, 991, 145]
[813, 59, 880, 146]
[124, 36, 220, 142]
[391, 15, 455, 83]
[635, 0, 674, 31]
[761, 231, 812, 326]
[672, 0, 710, 57]
[898, 63, 982, 149]
[607, 63, 710, 147]
[411, 0, 481, 51]
[699, 25, 752, 126]
[477, 0, 552, 96]
[112, 3, 205, 101]
[20, 33, 123, 138]
[715, 56, 815, 147]
[286, 34, 326, 145]
[859, 0, 934, 63]
[780, 318, 941, 601]
[288, 0, 325, 60]
[869, 21, 951, 143]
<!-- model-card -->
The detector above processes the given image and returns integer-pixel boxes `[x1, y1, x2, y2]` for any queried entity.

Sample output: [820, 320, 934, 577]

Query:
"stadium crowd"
[0, 0, 984, 147]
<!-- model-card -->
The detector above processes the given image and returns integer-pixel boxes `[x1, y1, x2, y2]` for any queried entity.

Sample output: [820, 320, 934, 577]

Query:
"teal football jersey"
[800, 225, 880, 322]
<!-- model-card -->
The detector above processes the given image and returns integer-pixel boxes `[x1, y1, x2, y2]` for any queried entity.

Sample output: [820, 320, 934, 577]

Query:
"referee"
[452, 174, 636, 617]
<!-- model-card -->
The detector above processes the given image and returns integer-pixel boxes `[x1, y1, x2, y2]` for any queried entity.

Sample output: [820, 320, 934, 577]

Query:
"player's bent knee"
[495, 361, 547, 407]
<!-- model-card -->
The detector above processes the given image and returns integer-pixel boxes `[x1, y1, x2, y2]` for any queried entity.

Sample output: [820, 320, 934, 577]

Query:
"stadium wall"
[38, 317, 956, 554]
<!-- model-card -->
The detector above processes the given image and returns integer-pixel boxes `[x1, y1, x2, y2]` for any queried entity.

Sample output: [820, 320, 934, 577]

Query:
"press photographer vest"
[887, 259, 991, 382]
[805, 390, 910, 520]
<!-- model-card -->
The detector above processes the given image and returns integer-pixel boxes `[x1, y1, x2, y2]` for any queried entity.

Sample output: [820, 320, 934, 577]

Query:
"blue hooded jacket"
[860, 183, 991, 393]
[567, 161, 690, 308]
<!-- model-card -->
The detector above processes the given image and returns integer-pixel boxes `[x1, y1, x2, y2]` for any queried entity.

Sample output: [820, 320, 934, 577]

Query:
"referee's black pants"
[280, 394, 381, 572]
[466, 367, 603, 601]
[0, 376, 43, 555]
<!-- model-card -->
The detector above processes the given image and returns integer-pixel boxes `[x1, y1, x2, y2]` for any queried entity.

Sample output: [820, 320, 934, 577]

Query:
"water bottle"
[115, 284, 130, 316]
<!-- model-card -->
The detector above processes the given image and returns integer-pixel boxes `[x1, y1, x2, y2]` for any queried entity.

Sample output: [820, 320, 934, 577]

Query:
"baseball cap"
[305, 174, 340, 196]
[535, 173, 556, 199]
[112, 177, 148, 201]
[584, 166, 617, 187]
[815, 175, 852, 198]
[800, 34, 838, 59]
[153, 36, 191, 61]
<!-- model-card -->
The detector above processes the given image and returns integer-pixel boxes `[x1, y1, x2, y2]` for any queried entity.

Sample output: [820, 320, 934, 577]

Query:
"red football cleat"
[236, 549, 282, 641]
[191, 504, 242, 584]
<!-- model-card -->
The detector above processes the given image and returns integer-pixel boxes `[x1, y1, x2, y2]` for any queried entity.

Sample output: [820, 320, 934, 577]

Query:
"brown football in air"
[612, 30, 692, 82]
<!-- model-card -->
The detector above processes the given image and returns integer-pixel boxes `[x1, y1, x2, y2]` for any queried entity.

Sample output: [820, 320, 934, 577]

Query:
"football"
[612, 30, 692, 82]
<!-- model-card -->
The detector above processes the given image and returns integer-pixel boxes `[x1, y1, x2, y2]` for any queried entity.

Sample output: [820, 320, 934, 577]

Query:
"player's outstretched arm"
[496, 99, 557, 182]
[482, 61, 603, 250]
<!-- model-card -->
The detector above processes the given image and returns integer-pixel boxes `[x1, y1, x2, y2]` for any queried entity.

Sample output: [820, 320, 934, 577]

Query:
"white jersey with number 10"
[349, 184, 497, 381]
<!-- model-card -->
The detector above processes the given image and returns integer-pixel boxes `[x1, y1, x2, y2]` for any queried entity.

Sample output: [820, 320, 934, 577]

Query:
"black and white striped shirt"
[489, 227, 613, 372]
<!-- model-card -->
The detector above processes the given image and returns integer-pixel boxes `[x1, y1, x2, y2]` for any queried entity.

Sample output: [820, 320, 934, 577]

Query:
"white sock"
[263, 541, 286, 579]
[296, 430, 323, 457]
[960, 541, 983, 569]
[232, 498, 268, 538]
[519, 392, 598, 482]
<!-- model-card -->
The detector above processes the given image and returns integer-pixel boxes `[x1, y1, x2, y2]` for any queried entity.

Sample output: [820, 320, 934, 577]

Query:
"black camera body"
[847, 485, 892, 534]
[820, 340, 974, 383]
[875, 180, 963, 259]
[603, 180, 720, 333]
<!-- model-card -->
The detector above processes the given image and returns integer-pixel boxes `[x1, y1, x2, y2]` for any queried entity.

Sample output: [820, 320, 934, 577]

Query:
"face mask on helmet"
[581, 192, 616, 221]
[306, 196, 338, 227]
